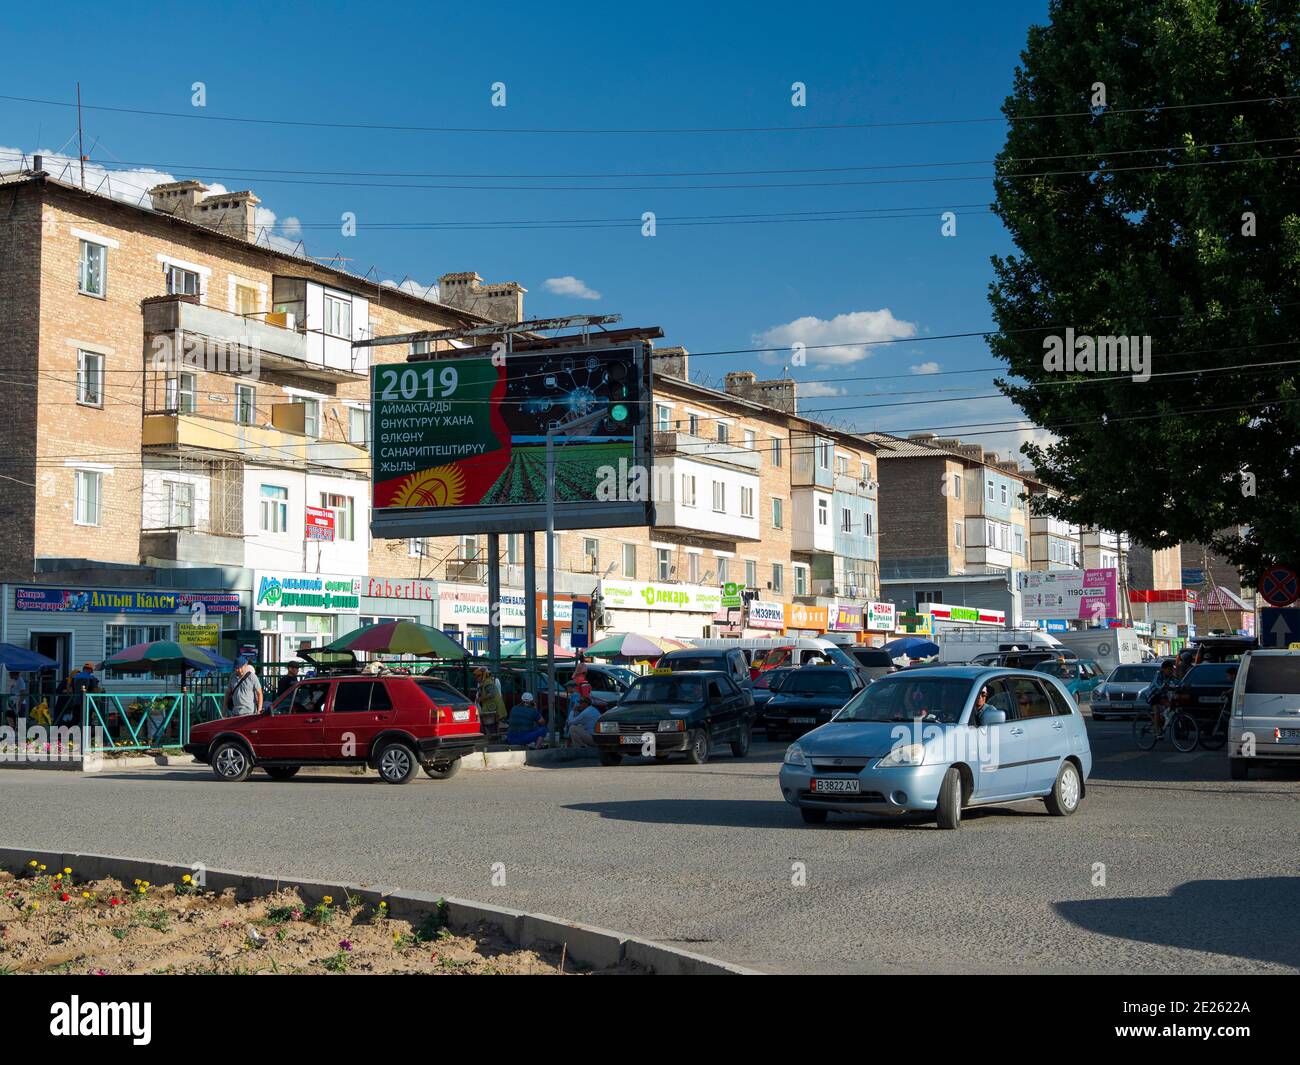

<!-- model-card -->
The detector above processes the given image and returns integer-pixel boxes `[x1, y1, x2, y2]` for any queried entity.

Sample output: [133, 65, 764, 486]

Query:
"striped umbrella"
[326, 620, 468, 659]
[101, 640, 228, 676]
[500, 637, 574, 659]
[583, 632, 690, 659]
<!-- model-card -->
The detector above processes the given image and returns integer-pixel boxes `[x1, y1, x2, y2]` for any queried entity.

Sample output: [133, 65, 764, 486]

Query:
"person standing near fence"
[67, 662, 100, 727]
[224, 657, 263, 717]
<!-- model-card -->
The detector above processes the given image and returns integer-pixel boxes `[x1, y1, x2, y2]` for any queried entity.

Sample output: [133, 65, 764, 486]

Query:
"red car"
[184, 673, 485, 784]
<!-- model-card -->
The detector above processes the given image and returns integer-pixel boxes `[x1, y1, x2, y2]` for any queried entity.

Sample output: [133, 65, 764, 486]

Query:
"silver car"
[1229, 650, 1300, 779]
[1090, 662, 1161, 721]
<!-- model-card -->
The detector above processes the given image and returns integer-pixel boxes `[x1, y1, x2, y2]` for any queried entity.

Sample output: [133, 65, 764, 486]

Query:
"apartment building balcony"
[791, 487, 834, 554]
[652, 454, 760, 543]
[142, 295, 364, 383]
[140, 529, 246, 568]
[445, 559, 486, 582]
[142, 412, 369, 478]
[653, 430, 761, 472]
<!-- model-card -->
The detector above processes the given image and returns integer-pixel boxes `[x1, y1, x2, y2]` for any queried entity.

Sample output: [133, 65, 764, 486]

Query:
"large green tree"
[988, 0, 1299, 582]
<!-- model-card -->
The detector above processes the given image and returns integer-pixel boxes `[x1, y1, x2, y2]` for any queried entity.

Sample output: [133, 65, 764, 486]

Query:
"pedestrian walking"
[223, 657, 263, 717]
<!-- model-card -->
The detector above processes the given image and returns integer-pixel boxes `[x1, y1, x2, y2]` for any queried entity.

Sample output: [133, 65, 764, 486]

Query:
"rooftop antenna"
[76, 83, 86, 190]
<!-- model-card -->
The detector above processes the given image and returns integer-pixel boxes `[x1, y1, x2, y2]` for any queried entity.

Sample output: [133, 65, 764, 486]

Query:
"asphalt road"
[3, 715, 1298, 974]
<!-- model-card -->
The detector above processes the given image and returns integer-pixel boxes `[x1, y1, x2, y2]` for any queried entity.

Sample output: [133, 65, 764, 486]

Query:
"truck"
[1051, 628, 1144, 676]
[935, 629, 1064, 664]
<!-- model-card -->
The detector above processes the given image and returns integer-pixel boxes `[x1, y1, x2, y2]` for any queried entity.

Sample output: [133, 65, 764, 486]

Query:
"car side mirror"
[980, 708, 1006, 726]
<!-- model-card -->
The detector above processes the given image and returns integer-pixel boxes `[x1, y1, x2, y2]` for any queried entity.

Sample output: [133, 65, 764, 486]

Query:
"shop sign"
[254, 572, 361, 614]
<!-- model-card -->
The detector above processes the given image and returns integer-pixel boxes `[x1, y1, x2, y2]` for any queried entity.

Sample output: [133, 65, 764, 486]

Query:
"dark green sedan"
[592, 670, 756, 765]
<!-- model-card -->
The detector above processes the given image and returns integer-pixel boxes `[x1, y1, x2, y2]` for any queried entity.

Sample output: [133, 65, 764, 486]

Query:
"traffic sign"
[569, 601, 590, 650]
[1258, 565, 1299, 607]
[1259, 607, 1300, 648]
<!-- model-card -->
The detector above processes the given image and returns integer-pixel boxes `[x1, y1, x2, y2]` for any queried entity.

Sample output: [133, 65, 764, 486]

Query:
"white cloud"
[754, 309, 918, 367]
[380, 278, 442, 302]
[0, 144, 304, 252]
[910, 361, 941, 375]
[864, 392, 1055, 458]
[799, 381, 845, 398]
[543, 275, 601, 300]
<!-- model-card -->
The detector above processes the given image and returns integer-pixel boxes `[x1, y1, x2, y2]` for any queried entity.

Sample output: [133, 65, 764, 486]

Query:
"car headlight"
[784, 744, 808, 767]
[658, 719, 685, 732]
[596, 720, 619, 734]
[877, 743, 926, 768]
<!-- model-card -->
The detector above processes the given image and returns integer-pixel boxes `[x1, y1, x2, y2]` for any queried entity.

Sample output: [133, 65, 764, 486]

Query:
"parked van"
[655, 646, 753, 691]
[1228, 649, 1300, 779]
[936, 629, 1064, 664]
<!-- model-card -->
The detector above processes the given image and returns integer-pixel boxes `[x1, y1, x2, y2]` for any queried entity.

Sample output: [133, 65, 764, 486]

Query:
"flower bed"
[0, 865, 587, 975]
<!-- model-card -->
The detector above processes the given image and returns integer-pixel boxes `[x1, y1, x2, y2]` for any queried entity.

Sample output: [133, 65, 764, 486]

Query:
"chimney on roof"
[437, 271, 526, 323]
[32, 154, 43, 173]
[149, 180, 260, 242]
[653, 345, 689, 381]
[907, 433, 938, 444]
[725, 371, 797, 413]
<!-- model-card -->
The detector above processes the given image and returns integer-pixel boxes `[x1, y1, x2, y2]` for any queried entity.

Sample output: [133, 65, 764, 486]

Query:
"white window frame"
[622, 542, 637, 579]
[986, 478, 995, 503]
[583, 537, 599, 571]
[656, 404, 670, 432]
[165, 479, 195, 528]
[235, 383, 256, 426]
[656, 547, 671, 582]
[167, 371, 197, 414]
[260, 484, 289, 535]
[681, 474, 696, 507]
[794, 564, 808, 596]
[712, 481, 726, 513]
[321, 492, 355, 541]
[745, 559, 757, 589]
[771, 562, 784, 594]
[955, 521, 964, 548]
[74, 469, 102, 526]
[1000, 482, 1009, 505]
[348, 405, 369, 446]
[740, 485, 754, 519]
[771, 436, 782, 468]
[323, 292, 352, 339]
[771, 496, 783, 529]
[817, 497, 829, 527]
[78, 239, 107, 297]
[77, 349, 103, 407]
[294, 396, 321, 437]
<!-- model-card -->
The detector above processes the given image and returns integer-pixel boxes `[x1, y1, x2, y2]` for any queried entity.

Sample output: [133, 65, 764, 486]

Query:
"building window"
[955, 521, 964, 548]
[771, 497, 783, 529]
[836, 454, 848, 476]
[411, 339, 432, 356]
[348, 406, 368, 446]
[771, 436, 783, 467]
[166, 264, 201, 298]
[408, 538, 427, 558]
[656, 405, 670, 432]
[841, 507, 853, 533]
[743, 428, 755, 450]
[863, 512, 873, 536]
[986, 478, 995, 503]
[681, 474, 696, 507]
[294, 396, 320, 437]
[324, 293, 352, 338]
[816, 497, 829, 527]
[656, 548, 671, 582]
[745, 559, 757, 588]
[583, 537, 599, 571]
[234, 283, 259, 317]
[235, 384, 256, 426]
[622, 543, 637, 578]
[771, 563, 784, 593]
[716, 556, 728, 584]
[105, 624, 171, 679]
[74, 469, 101, 526]
[817, 439, 831, 470]
[688, 553, 700, 583]
[260, 484, 288, 534]
[164, 480, 194, 527]
[717, 422, 729, 444]
[1015, 527, 1025, 557]
[76, 350, 103, 407]
[320, 493, 355, 541]
[1000, 483, 1009, 505]
[712, 481, 726, 513]
[917, 590, 942, 606]
[507, 534, 522, 565]
[795, 565, 808, 596]
[688, 413, 699, 435]
[740, 486, 754, 518]
[79, 240, 107, 297]
[167, 372, 197, 413]
[460, 534, 479, 561]
[953, 473, 962, 499]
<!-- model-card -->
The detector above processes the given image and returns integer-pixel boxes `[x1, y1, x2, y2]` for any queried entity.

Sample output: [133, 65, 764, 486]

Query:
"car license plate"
[1280, 729, 1300, 740]
[619, 735, 643, 745]
[1198, 696, 1224, 704]
[791, 717, 816, 724]
[813, 778, 860, 793]
[452, 709, 470, 722]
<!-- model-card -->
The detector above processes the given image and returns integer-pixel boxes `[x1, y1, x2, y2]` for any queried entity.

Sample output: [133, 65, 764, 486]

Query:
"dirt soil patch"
[0, 867, 609, 975]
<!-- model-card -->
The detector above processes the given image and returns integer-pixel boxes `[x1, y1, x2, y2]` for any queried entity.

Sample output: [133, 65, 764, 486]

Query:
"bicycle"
[1197, 694, 1231, 751]
[1133, 692, 1200, 753]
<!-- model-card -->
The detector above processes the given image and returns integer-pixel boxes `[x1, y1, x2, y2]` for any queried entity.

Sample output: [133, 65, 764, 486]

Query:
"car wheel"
[375, 741, 418, 784]
[264, 766, 299, 781]
[935, 766, 962, 829]
[1229, 758, 1249, 780]
[685, 729, 710, 765]
[599, 752, 622, 766]
[423, 758, 461, 780]
[730, 725, 752, 758]
[1044, 761, 1082, 817]
[211, 741, 252, 783]
[800, 807, 828, 825]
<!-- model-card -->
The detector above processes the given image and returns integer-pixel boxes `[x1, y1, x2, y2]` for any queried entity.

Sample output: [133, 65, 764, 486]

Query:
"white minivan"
[1227, 649, 1300, 779]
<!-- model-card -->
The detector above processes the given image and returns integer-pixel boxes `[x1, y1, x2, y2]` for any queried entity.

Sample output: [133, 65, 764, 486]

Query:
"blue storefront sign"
[15, 587, 240, 615]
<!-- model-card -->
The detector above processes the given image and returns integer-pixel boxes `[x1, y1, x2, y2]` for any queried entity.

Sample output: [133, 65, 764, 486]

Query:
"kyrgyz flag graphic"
[373, 358, 510, 509]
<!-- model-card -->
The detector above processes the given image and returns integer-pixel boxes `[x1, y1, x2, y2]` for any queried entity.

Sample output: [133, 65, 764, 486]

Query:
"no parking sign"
[1258, 565, 1299, 608]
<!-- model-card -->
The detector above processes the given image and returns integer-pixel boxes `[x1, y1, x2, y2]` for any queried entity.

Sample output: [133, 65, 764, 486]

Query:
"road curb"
[0, 846, 760, 975]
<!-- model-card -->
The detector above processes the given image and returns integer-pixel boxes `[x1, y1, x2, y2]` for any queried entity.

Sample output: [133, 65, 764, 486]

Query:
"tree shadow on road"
[1055, 877, 1300, 970]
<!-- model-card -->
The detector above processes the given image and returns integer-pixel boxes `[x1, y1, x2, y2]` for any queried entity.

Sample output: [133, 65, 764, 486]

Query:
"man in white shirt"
[567, 698, 601, 748]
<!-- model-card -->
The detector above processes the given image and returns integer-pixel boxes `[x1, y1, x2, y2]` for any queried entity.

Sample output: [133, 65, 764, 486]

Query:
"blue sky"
[0, 0, 1051, 451]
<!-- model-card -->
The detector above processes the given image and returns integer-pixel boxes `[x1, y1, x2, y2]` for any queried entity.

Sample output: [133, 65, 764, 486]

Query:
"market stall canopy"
[0, 643, 56, 672]
[500, 637, 574, 659]
[325, 620, 468, 659]
[101, 640, 227, 676]
[584, 632, 690, 659]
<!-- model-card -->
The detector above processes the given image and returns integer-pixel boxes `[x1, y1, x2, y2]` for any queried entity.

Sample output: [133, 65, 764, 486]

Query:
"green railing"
[82, 692, 236, 753]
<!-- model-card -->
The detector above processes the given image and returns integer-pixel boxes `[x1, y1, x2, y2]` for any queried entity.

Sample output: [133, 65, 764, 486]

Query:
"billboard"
[369, 342, 653, 537]
[1018, 568, 1118, 621]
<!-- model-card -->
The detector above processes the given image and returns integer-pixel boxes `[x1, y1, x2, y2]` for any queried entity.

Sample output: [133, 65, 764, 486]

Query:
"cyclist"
[1142, 658, 1178, 734]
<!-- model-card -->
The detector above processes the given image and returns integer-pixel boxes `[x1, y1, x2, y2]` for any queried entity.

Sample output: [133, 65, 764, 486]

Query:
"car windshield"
[1244, 656, 1300, 694]
[756, 669, 789, 690]
[821, 646, 857, 668]
[624, 675, 707, 704]
[835, 676, 972, 724]
[662, 655, 723, 672]
[1184, 664, 1236, 685]
[852, 649, 893, 667]
[1110, 665, 1156, 682]
[602, 666, 639, 686]
[779, 670, 853, 695]
[414, 679, 471, 706]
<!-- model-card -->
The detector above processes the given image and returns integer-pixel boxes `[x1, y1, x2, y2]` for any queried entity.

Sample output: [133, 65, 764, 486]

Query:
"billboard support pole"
[545, 427, 559, 746]
[487, 532, 501, 670]
[524, 533, 537, 697]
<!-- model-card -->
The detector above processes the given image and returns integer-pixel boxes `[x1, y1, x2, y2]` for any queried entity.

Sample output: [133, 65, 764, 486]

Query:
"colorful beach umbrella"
[584, 632, 689, 659]
[326, 620, 468, 659]
[101, 640, 227, 675]
[499, 637, 574, 658]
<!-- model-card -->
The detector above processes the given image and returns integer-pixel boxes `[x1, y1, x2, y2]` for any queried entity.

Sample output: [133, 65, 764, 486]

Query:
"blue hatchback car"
[778, 666, 1092, 829]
